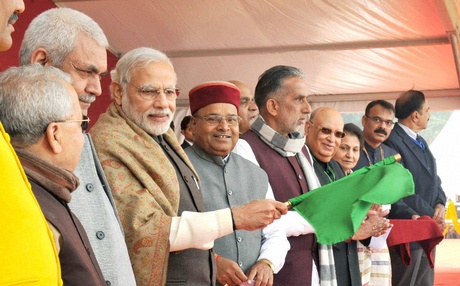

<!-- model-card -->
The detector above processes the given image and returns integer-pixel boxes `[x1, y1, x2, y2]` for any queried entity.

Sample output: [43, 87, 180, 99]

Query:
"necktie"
[413, 135, 426, 153]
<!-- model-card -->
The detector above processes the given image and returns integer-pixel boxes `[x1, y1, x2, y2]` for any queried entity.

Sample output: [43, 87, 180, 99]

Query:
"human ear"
[111, 82, 123, 105]
[266, 98, 279, 117]
[44, 123, 63, 154]
[189, 117, 198, 133]
[304, 121, 312, 135]
[30, 48, 53, 66]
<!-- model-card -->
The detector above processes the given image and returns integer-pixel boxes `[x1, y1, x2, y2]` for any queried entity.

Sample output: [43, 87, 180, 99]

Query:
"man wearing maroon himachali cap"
[90, 47, 288, 286]
[185, 81, 289, 286]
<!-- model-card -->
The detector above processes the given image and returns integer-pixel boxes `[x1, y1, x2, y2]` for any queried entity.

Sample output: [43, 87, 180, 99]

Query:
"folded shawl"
[90, 103, 197, 286]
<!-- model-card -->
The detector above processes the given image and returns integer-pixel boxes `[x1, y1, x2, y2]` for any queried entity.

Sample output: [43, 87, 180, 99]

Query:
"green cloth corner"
[290, 155, 414, 244]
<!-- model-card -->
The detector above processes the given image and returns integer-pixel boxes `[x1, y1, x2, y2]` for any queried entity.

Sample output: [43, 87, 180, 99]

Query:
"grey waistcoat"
[186, 145, 268, 272]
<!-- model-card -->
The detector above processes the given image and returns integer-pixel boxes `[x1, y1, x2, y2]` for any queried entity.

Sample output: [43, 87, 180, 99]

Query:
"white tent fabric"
[55, 0, 460, 113]
[53, 0, 460, 201]
[430, 110, 460, 201]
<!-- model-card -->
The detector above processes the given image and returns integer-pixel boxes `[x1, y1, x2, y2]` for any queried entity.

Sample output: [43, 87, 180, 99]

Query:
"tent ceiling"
[53, 0, 460, 111]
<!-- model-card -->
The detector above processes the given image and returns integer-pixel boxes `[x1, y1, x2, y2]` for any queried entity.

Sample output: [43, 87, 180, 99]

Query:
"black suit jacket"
[180, 140, 191, 149]
[384, 123, 446, 219]
[312, 158, 361, 286]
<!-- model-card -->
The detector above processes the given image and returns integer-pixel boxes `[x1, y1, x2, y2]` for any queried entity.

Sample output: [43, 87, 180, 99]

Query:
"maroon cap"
[189, 81, 240, 114]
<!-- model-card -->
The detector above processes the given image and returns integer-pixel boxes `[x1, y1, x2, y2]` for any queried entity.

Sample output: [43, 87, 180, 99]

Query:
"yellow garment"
[0, 122, 62, 285]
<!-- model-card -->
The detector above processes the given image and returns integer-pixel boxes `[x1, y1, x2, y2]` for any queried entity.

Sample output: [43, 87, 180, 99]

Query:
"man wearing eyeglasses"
[305, 107, 380, 286]
[19, 8, 136, 285]
[305, 107, 393, 286]
[354, 100, 398, 170]
[90, 47, 288, 286]
[0, 2, 64, 284]
[0, 64, 105, 285]
[184, 81, 289, 286]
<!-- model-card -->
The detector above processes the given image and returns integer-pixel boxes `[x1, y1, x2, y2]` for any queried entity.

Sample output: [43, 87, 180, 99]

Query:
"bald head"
[305, 107, 344, 163]
[228, 80, 258, 134]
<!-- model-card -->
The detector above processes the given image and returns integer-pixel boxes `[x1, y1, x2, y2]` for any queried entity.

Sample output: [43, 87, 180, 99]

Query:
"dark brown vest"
[29, 180, 106, 286]
[242, 131, 317, 286]
[157, 136, 215, 286]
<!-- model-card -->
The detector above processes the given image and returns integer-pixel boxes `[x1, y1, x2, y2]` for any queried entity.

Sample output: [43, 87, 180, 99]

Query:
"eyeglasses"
[194, 114, 241, 126]
[55, 115, 90, 133]
[366, 116, 394, 126]
[310, 122, 346, 138]
[125, 81, 180, 101]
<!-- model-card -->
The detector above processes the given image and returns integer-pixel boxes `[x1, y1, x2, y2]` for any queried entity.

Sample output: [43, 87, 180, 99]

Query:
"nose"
[16, 0, 25, 14]
[248, 100, 258, 111]
[152, 91, 170, 109]
[217, 118, 230, 130]
[346, 149, 353, 157]
[302, 100, 312, 114]
[86, 76, 102, 97]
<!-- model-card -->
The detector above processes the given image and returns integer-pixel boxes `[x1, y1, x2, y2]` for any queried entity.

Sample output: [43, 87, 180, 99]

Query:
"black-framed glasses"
[310, 122, 345, 138]
[125, 81, 180, 101]
[194, 114, 241, 126]
[55, 115, 90, 133]
[365, 115, 394, 126]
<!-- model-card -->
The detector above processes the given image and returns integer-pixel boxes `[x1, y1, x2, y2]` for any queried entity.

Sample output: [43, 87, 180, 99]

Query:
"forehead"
[68, 33, 107, 72]
[315, 110, 343, 128]
[130, 61, 177, 85]
[368, 104, 394, 117]
[196, 103, 237, 115]
[341, 133, 360, 146]
[237, 85, 252, 98]
[421, 100, 430, 110]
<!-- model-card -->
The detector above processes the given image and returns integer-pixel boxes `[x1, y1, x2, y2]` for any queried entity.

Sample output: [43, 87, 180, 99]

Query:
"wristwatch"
[258, 259, 275, 272]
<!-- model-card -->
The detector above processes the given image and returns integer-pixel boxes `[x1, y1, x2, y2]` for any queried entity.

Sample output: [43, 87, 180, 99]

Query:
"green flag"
[289, 155, 414, 244]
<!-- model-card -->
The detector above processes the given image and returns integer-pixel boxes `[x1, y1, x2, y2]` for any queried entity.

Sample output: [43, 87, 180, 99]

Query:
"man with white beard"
[90, 47, 288, 286]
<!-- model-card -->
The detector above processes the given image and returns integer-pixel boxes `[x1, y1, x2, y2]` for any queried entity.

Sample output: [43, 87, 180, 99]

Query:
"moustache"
[374, 128, 387, 136]
[79, 94, 96, 104]
[8, 13, 18, 25]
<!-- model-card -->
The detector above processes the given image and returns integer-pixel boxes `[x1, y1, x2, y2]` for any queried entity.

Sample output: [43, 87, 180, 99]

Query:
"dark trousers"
[390, 247, 435, 286]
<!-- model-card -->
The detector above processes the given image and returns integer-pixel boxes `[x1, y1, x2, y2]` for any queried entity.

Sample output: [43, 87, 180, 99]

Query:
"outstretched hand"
[352, 204, 392, 240]
[232, 199, 287, 231]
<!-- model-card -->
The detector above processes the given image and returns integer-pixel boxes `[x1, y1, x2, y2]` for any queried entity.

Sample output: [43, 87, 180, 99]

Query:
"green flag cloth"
[289, 155, 414, 244]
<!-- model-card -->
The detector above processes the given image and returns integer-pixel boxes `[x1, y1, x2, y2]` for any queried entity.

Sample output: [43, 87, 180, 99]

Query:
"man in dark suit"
[180, 115, 194, 148]
[385, 90, 446, 286]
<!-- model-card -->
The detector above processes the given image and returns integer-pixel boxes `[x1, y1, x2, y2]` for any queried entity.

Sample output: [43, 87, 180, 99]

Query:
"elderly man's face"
[235, 83, 258, 134]
[272, 77, 311, 137]
[60, 32, 107, 116]
[0, 0, 24, 52]
[192, 103, 239, 157]
[57, 82, 85, 172]
[305, 108, 344, 163]
[362, 104, 394, 148]
[118, 61, 177, 136]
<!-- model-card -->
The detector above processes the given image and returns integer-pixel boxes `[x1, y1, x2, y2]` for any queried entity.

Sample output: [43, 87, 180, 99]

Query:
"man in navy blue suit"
[385, 90, 446, 286]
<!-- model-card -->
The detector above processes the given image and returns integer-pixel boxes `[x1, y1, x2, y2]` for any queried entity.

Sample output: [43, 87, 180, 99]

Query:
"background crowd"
[0, 2, 450, 286]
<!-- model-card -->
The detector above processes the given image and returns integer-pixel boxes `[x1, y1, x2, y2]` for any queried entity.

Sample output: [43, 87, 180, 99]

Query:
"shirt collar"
[398, 122, 417, 140]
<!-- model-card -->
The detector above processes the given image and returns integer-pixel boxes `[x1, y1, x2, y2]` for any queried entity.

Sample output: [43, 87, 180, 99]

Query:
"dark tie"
[415, 135, 426, 152]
